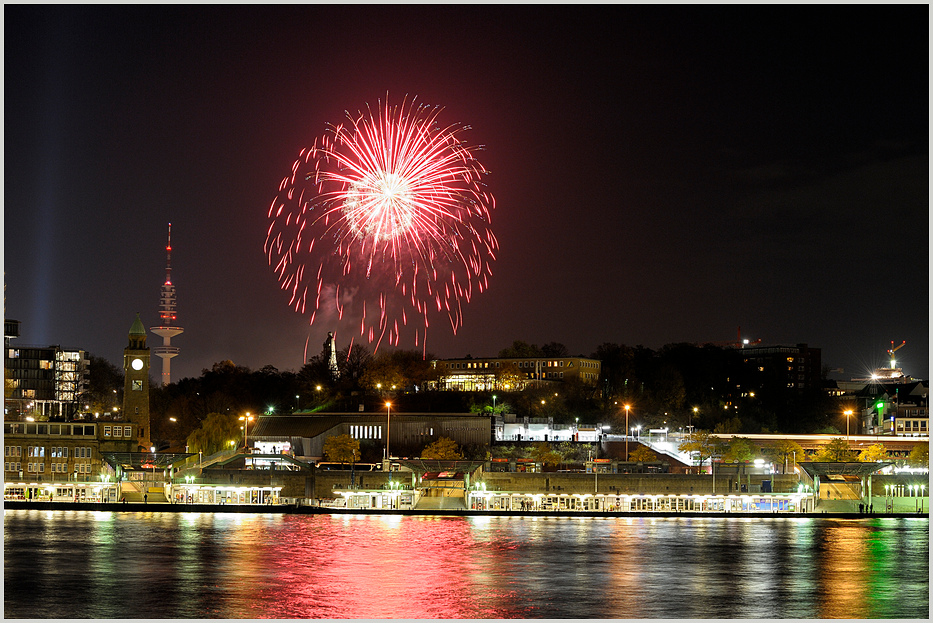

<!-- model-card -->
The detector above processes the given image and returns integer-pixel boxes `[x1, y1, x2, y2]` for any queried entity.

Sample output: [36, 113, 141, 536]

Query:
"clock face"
[131, 358, 144, 371]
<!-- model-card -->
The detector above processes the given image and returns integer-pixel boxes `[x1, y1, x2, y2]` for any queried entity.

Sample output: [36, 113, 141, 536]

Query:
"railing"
[638, 437, 697, 466]
[174, 447, 239, 475]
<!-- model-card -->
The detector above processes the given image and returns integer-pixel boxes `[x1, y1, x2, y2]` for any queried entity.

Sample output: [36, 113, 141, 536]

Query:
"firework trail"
[265, 96, 498, 354]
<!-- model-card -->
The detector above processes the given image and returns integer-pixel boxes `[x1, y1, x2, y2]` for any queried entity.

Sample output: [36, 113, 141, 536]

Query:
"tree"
[592, 342, 637, 402]
[857, 444, 889, 463]
[338, 344, 373, 382]
[322, 434, 361, 487]
[768, 438, 804, 473]
[361, 352, 406, 392]
[678, 430, 721, 467]
[628, 445, 658, 463]
[529, 442, 563, 467]
[495, 362, 524, 391]
[812, 438, 854, 462]
[85, 354, 124, 415]
[653, 364, 686, 412]
[186, 412, 240, 455]
[721, 437, 756, 463]
[713, 416, 742, 434]
[421, 437, 463, 460]
[498, 340, 543, 358]
[541, 342, 569, 358]
[556, 441, 592, 465]
[907, 443, 929, 468]
[323, 434, 361, 463]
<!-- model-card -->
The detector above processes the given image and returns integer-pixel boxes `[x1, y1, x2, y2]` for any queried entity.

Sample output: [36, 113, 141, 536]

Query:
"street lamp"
[238, 412, 253, 451]
[624, 404, 631, 461]
[844, 410, 853, 442]
[492, 394, 497, 412]
[295, 395, 300, 411]
[385, 402, 392, 461]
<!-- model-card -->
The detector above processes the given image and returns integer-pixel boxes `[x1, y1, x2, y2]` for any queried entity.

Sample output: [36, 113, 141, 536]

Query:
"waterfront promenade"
[5, 499, 925, 519]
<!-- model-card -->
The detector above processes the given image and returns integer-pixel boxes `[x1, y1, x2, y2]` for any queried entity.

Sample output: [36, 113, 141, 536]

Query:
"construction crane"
[887, 340, 906, 370]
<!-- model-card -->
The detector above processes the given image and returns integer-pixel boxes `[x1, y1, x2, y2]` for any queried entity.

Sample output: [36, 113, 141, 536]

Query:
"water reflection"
[4, 511, 928, 619]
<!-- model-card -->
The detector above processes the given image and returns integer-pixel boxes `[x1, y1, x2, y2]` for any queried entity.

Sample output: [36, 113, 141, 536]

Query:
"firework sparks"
[265, 96, 498, 353]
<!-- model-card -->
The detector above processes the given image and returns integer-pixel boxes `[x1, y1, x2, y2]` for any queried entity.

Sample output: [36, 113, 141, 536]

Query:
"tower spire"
[150, 223, 184, 385]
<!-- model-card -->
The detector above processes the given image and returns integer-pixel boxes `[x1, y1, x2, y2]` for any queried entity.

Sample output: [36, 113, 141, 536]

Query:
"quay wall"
[304, 470, 798, 499]
[186, 467, 797, 500]
[164, 469, 916, 504]
[4, 500, 926, 520]
[479, 472, 798, 496]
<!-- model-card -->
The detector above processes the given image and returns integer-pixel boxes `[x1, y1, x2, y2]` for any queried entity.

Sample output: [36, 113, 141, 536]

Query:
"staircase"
[637, 437, 697, 467]
[174, 447, 239, 478]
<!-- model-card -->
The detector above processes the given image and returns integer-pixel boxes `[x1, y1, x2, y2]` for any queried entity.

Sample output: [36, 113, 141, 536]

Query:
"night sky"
[5, 6, 929, 382]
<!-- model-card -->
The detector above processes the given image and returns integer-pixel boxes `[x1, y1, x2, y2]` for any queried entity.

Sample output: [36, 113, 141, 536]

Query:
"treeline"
[81, 339, 846, 451]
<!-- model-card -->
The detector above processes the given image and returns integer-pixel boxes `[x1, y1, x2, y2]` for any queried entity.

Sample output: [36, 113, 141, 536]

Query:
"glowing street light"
[624, 404, 631, 461]
[238, 412, 253, 451]
[385, 402, 392, 462]
[844, 409, 853, 442]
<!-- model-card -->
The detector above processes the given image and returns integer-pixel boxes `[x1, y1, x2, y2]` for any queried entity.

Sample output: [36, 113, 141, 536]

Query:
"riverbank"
[4, 500, 928, 519]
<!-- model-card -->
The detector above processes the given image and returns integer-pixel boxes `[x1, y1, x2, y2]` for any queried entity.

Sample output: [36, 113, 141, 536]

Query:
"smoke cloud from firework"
[265, 96, 498, 355]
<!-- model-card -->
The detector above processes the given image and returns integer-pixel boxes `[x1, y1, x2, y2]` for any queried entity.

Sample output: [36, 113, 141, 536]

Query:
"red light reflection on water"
[238, 515, 527, 619]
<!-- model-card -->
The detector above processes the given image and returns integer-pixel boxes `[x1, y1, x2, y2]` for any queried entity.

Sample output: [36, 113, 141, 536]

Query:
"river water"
[3, 509, 928, 619]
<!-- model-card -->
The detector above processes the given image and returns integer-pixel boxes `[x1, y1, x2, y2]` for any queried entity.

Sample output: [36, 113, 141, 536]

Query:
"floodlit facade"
[4, 320, 89, 419]
[3, 418, 138, 501]
[431, 356, 601, 391]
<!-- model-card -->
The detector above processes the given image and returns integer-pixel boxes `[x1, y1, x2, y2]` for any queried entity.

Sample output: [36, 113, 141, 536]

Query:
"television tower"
[150, 223, 183, 386]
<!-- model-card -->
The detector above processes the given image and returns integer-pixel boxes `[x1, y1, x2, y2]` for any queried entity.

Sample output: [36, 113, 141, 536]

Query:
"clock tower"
[123, 313, 151, 452]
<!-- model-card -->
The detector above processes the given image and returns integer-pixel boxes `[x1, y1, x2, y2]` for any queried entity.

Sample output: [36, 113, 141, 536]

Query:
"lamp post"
[844, 409, 853, 443]
[238, 412, 253, 451]
[589, 450, 598, 495]
[295, 395, 300, 411]
[385, 402, 392, 462]
[624, 404, 631, 461]
[492, 394, 497, 413]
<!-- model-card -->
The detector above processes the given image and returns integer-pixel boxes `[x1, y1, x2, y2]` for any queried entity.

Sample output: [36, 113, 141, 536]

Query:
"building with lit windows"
[740, 343, 822, 392]
[430, 356, 601, 391]
[250, 412, 492, 461]
[3, 418, 140, 501]
[851, 381, 928, 436]
[4, 320, 89, 419]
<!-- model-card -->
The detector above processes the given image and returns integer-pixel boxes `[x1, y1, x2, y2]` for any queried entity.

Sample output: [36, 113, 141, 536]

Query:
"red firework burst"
[265, 96, 498, 352]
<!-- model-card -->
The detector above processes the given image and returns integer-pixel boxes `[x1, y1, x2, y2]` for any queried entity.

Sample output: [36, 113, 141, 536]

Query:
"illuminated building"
[4, 319, 89, 420]
[3, 419, 136, 499]
[150, 223, 183, 386]
[430, 355, 601, 391]
[250, 412, 492, 460]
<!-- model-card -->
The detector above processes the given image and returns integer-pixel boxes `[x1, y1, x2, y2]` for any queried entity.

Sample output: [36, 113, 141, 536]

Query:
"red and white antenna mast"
[150, 223, 184, 385]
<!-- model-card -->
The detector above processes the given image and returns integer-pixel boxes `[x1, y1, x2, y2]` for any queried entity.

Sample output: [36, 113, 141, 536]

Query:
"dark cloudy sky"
[5, 6, 929, 382]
